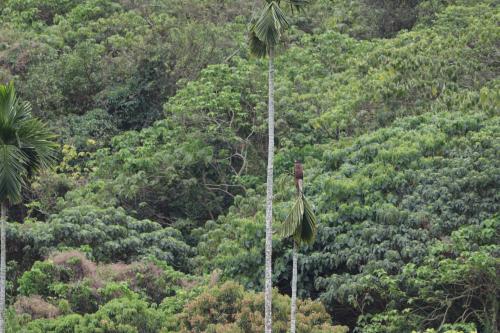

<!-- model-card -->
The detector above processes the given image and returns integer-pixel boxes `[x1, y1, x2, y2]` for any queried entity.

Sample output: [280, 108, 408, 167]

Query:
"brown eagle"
[294, 160, 303, 193]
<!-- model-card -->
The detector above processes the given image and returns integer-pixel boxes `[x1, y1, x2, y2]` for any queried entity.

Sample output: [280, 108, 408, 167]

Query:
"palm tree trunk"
[0, 202, 7, 333]
[290, 241, 298, 333]
[264, 46, 275, 333]
[291, 167, 303, 333]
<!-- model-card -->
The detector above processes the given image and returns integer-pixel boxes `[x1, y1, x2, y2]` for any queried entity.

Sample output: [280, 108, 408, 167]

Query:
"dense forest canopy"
[0, 0, 498, 332]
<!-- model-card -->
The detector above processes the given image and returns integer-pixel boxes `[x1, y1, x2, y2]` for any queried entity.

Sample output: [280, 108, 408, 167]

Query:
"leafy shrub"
[54, 279, 99, 314]
[11, 297, 166, 333]
[17, 261, 59, 297]
[16, 250, 198, 316]
[58, 108, 119, 150]
[8, 206, 194, 272]
[178, 281, 347, 333]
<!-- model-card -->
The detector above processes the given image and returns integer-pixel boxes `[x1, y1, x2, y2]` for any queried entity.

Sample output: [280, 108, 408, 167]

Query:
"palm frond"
[0, 83, 30, 129]
[298, 195, 317, 244]
[251, 2, 289, 53]
[0, 145, 27, 203]
[0, 81, 56, 204]
[279, 194, 304, 239]
[17, 118, 57, 172]
[280, 193, 317, 245]
[0, 82, 16, 126]
[249, 30, 268, 58]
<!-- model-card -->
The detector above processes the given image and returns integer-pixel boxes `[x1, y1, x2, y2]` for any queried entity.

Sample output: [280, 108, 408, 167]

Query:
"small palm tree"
[249, 2, 308, 331]
[279, 168, 316, 333]
[0, 82, 56, 332]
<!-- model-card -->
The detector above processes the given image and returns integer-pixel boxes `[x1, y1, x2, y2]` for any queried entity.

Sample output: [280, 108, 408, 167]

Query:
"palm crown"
[249, 0, 309, 57]
[0, 82, 57, 204]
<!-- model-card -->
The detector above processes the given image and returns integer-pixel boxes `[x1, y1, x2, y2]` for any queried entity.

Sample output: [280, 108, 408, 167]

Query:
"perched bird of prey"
[294, 160, 303, 193]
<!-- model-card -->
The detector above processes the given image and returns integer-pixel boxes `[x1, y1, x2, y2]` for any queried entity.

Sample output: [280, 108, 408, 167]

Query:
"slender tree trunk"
[291, 174, 302, 333]
[488, 293, 498, 333]
[264, 47, 275, 333]
[0, 202, 7, 333]
[290, 241, 298, 333]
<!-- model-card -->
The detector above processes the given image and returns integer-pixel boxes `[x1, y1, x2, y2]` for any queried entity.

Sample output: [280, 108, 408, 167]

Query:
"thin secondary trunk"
[291, 176, 302, 333]
[488, 293, 498, 333]
[0, 202, 6, 333]
[290, 241, 298, 333]
[264, 47, 275, 333]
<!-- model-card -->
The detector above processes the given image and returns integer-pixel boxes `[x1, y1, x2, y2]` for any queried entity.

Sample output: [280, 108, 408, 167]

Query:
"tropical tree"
[279, 161, 317, 333]
[249, 1, 308, 331]
[0, 82, 56, 332]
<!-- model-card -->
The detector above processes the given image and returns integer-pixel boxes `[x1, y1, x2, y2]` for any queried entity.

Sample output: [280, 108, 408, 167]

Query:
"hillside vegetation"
[0, 0, 498, 332]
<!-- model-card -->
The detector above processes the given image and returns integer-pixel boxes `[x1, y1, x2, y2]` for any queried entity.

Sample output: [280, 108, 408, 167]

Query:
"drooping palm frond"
[0, 82, 57, 204]
[0, 83, 17, 125]
[0, 145, 27, 203]
[255, 2, 289, 46]
[249, 1, 290, 57]
[0, 83, 31, 128]
[279, 192, 317, 245]
[249, 30, 268, 58]
[280, 194, 304, 239]
[16, 117, 57, 172]
[298, 194, 316, 244]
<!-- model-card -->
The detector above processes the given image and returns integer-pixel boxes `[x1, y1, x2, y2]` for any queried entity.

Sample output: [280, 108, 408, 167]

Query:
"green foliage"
[15, 250, 198, 320]
[199, 99, 498, 329]
[7, 206, 194, 272]
[60, 121, 243, 223]
[58, 108, 118, 150]
[12, 297, 165, 333]
[357, 218, 499, 332]
[195, 193, 268, 289]
[319, 0, 422, 39]
[60, 61, 272, 223]
[9, 278, 347, 333]
[51, 206, 193, 266]
[17, 261, 59, 297]
[308, 6, 497, 140]
[402, 218, 499, 332]
[0, 0, 253, 132]
[250, 1, 289, 57]
[2, 0, 499, 331]
[178, 281, 346, 333]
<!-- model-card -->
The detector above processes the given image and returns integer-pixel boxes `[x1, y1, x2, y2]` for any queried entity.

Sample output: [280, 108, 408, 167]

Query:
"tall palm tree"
[249, 2, 308, 331]
[279, 166, 317, 333]
[0, 82, 56, 332]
